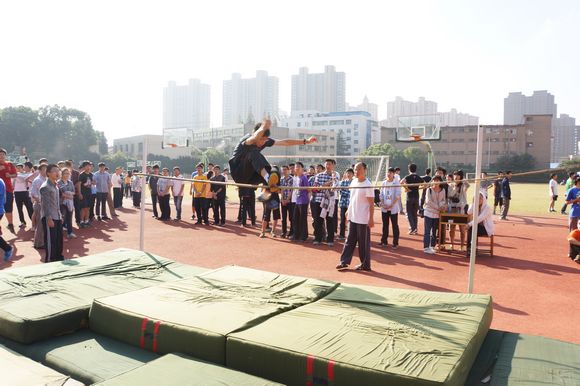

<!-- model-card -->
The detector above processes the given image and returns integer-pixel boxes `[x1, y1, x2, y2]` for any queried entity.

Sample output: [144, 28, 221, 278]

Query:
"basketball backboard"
[395, 125, 441, 142]
[162, 128, 190, 148]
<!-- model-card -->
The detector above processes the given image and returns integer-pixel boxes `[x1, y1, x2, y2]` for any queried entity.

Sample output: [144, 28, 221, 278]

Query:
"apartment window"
[329, 120, 345, 125]
[346, 137, 351, 141]
[297, 122, 301, 128]
[354, 124, 359, 129]
[130, 144, 135, 154]
[346, 119, 352, 124]
[353, 148, 359, 153]
[347, 129, 352, 133]
[354, 140, 359, 144]
[299, 114, 304, 118]
[138, 143, 143, 152]
[354, 131, 359, 137]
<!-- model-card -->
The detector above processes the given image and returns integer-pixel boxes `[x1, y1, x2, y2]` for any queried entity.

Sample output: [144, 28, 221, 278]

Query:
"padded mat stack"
[94, 353, 284, 386]
[90, 266, 338, 364]
[0, 248, 206, 343]
[227, 284, 493, 386]
[0, 329, 159, 385]
[0, 343, 83, 386]
[489, 332, 580, 386]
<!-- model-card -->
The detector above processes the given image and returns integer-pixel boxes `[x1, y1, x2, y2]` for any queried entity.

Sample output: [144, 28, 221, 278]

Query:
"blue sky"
[1, 0, 578, 140]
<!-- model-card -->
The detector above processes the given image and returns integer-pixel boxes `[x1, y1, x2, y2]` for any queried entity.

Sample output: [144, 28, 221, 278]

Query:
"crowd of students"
[1, 145, 579, 267]
[0, 150, 155, 263]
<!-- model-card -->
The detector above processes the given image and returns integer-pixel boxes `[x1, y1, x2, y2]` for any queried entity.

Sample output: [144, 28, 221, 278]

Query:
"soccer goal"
[265, 155, 389, 184]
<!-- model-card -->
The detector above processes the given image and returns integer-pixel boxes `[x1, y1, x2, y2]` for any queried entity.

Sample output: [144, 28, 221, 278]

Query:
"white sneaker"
[424, 247, 435, 254]
[68, 232, 78, 239]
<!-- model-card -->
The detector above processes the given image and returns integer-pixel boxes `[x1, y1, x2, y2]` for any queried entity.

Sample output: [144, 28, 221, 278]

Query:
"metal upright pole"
[468, 125, 484, 293]
[139, 136, 148, 251]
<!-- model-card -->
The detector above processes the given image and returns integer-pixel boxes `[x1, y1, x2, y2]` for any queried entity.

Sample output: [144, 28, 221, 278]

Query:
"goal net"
[265, 155, 389, 184]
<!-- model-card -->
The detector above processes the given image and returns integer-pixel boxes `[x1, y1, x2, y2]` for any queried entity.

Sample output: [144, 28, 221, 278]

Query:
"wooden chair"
[475, 234, 494, 257]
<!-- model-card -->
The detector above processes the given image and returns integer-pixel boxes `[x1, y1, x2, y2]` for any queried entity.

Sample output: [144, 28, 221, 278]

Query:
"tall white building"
[222, 71, 279, 126]
[383, 97, 477, 128]
[439, 108, 479, 126]
[503, 90, 557, 125]
[349, 96, 379, 121]
[281, 111, 379, 156]
[554, 114, 577, 162]
[503, 90, 559, 162]
[291, 66, 346, 113]
[163, 79, 210, 130]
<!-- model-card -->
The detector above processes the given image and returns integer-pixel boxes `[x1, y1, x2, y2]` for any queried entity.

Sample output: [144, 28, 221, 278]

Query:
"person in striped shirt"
[338, 168, 354, 240]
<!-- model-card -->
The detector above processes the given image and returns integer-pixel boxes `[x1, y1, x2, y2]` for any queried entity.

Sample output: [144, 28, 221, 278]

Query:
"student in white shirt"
[466, 192, 495, 253]
[130, 170, 142, 208]
[13, 163, 34, 228]
[111, 167, 123, 209]
[336, 162, 375, 271]
[548, 173, 559, 213]
[171, 167, 185, 221]
[379, 167, 401, 248]
[423, 176, 447, 254]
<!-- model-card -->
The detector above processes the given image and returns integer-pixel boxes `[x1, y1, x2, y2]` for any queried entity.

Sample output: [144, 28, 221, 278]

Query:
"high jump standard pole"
[139, 136, 147, 252]
[468, 125, 484, 293]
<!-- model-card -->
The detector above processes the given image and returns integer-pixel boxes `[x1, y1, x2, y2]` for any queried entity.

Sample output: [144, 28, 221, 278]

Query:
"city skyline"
[1, 0, 579, 142]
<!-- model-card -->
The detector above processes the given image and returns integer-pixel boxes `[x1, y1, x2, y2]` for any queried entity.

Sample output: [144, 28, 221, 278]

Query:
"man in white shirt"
[171, 167, 185, 221]
[336, 162, 375, 271]
[111, 167, 123, 209]
[379, 167, 401, 248]
[548, 173, 559, 213]
[13, 163, 34, 228]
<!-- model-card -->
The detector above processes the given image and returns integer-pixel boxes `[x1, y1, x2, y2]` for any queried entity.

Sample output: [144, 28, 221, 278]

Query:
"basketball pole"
[139, 136, 148, 252]
[467, 125, 484, 293]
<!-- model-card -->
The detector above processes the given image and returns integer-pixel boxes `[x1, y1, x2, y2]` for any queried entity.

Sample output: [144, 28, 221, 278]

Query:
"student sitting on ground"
[466, 192, 495, 255]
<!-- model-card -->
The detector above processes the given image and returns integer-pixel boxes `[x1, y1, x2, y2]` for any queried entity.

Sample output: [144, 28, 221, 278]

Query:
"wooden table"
[438, 213, 469, 252]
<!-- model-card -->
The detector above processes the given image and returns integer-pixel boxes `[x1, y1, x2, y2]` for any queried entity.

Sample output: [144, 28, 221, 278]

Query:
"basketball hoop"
[410, 134, 422, 142]
[166, 143, 178, 148]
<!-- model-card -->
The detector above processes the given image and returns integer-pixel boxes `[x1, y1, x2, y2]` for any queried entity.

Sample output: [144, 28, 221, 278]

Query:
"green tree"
[491, 153, 536, 172]
[201, 148, 229, 169]
[559, 158, 580, 173]
[402, 146, 428, 171]
[0, 105, 102, 162]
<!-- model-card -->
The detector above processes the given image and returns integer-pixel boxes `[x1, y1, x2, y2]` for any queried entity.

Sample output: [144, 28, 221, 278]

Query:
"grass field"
[170, 182, 569, 217]
[466, 182, 569, 216]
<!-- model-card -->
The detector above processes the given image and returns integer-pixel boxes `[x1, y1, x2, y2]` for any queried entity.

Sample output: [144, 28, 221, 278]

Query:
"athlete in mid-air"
[229, 119, 317, 201]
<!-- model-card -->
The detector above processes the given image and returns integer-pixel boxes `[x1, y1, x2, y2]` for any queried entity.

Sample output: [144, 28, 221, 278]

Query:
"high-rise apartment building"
[349, 96, 378, 121]
[222, 71, 279, 126]
[162, 79, 210, 130]
[291, 66, 346, 113]
[382, 97, 478, 128]
[503, 90, 557, 125]
[503, 90, 560, 162]
[554, 114, 578, 161]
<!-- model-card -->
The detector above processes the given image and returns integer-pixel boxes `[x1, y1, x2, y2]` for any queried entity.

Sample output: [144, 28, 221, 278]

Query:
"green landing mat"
[0, 329, 159, 385]
[0, 248, 206, 343]
[89, 265, 338, 364]
[490, 332, 580, 386]
[93, 353, 284, 386]
[227, 283, 493, 386]
[0, 343, 83, 386]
